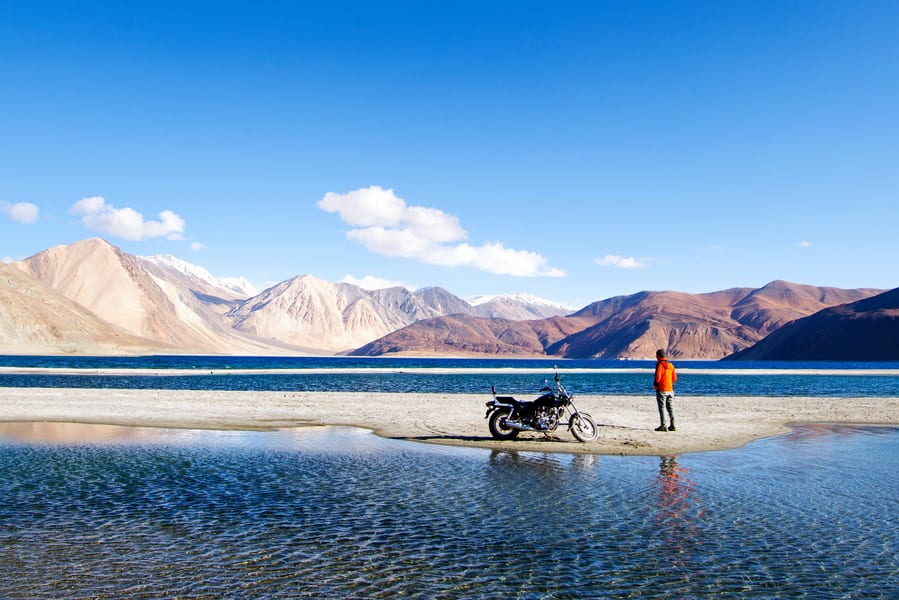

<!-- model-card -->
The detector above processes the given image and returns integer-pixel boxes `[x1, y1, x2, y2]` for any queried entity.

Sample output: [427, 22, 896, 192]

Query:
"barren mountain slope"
[352, 282, 883, 359]
[13, 238, 284, 354]
[558, 283, 881, 358]
[727, 287, 899, 361]
[413, 286, 474, 316]
[228, 275, 396, 352]
[0, 263, 173, 354]
[228, 278, 485, 353]
[729, 280, 882, 336]
[351, 314, 594, 357]
[136, 255, 301, 354]
[4, 238, 886, 358]
[556, 287, 788, 358]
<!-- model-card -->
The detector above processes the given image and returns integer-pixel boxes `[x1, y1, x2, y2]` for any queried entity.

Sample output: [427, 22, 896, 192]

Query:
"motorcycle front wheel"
[488, 408, 520, 440]
[569, 412, 598, 443]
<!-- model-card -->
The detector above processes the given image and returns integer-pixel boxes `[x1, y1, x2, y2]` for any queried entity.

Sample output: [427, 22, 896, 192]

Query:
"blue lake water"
[1, 355, 898, 396]
[1, 355, 897, 597]
[0, 424, 897, 598]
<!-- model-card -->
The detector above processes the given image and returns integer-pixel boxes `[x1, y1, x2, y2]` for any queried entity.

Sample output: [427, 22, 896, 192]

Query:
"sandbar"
[0, 387, 897, 455]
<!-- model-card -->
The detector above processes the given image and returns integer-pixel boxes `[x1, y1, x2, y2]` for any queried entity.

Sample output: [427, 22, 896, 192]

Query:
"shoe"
[654, 425, 668, 432]
[668, 425, 676, 432]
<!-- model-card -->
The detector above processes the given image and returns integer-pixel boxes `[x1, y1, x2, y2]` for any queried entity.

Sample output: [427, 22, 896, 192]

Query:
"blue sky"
[1, 1, 897, 308]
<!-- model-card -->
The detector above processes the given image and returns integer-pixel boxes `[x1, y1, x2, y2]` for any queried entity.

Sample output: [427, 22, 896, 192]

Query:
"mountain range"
[1, 238, 570, 356]
[0, 237, 891, 359]
[351, 281, 883, 359]
[724, 287, 899, 361]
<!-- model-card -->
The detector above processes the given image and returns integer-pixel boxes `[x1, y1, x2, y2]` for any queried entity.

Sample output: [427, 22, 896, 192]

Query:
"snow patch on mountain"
[468, 292, 573, 319]
[469, 292, 569, 308]
[141, 254, 258, 297]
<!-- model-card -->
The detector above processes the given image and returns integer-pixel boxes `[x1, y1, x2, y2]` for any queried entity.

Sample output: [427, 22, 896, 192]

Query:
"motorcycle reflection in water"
[485, 371, 599, 443]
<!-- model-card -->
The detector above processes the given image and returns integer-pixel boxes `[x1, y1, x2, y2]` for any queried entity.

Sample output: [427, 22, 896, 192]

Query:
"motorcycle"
[484, 371, 599, 442]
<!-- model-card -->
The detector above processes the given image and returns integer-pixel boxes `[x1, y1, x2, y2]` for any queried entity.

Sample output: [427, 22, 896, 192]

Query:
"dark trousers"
[656, 391, 675, 426]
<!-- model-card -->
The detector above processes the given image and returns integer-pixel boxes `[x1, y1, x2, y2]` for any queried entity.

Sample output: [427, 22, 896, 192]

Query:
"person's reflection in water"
[656, 455, 704, 574]
[571, 453, 600, 473]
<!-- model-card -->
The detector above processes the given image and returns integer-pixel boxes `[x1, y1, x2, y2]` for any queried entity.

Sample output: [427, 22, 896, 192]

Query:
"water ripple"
[0, 426, 896, 598]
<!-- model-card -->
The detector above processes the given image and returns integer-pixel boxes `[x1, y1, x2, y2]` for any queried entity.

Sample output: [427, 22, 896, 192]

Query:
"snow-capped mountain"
[468, 292, 573, 320]
[140, 254, 258, 297]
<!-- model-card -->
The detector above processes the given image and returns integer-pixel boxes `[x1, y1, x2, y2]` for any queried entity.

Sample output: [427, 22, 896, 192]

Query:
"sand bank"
[1, 387, 897, 455]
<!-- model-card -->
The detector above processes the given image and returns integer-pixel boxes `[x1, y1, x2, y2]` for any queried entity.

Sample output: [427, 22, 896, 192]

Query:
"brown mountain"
[350, 281, 882, 359]
[725, 287, 899, 361]
[352, 314, 592, 357]
[729, 279, 877, 336]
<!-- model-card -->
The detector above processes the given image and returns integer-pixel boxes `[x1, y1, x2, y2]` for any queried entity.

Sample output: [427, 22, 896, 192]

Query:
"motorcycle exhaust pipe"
[504, 421, 538, 432]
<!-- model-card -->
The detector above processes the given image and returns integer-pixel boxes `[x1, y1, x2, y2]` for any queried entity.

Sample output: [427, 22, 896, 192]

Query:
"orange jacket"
[654, 359, 677, 392]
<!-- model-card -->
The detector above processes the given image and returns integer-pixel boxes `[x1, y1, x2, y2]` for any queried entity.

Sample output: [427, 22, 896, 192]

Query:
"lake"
[1, 355, 898, 397]
[1, 423, 897, 598]
[1, 355, 896, 597]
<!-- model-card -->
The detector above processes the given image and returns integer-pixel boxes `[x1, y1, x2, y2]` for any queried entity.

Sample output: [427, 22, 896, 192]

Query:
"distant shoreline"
[2, 365, 899, 377]
[1, 388, 896, 456]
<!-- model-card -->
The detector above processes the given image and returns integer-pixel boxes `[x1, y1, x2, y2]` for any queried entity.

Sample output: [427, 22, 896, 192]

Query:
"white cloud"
[1, 201, 39, 224]
[190, 242, 206, 251]
[341, 274, 411, 291]
[426, 242, 567, 277]
[70, 196, 185, 241]
[319, 186, 565, 277]
[1, 256, 13, 264]
[798, 240, 812, 248]
[594, 254, 648, 269]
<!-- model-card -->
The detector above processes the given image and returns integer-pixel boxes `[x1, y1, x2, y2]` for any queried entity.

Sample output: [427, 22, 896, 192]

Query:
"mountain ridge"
[352, 282, 882, 359]
[725, 287, 899, 361]
[0, 262, 174, 355]
[2, 237, 888, 358]
[4, 238, 573, 355]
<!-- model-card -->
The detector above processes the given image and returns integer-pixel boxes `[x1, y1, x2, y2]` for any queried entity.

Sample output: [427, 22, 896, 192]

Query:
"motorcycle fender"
[486, 398, 514, 419]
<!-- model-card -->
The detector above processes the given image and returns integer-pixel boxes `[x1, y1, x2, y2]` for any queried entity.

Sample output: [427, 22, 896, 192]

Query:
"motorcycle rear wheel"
[569, 412, 598, 443]
[488, 408, 520, 440]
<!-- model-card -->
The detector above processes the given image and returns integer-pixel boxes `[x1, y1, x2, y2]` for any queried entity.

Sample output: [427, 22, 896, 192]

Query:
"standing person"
[653, 349, 677, 432]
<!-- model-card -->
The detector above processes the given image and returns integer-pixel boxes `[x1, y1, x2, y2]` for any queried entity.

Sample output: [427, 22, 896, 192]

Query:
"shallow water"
[1, 425, 897, 598]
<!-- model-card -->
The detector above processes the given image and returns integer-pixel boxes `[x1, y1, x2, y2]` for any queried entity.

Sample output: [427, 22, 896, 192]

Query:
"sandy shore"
[1, 387, 897, 454]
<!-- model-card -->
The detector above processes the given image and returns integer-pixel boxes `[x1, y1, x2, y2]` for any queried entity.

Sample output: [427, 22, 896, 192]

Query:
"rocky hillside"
[725, 287, 899, 361]
[227, 276, 447, 353]
[5, 238, 569, 355]
[352, 314, 593, 357]
[0, 263, 172, 355]
[12, 238, 283, 354]
[351, 281, 882, 359]
[4, 237, 886, 358]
